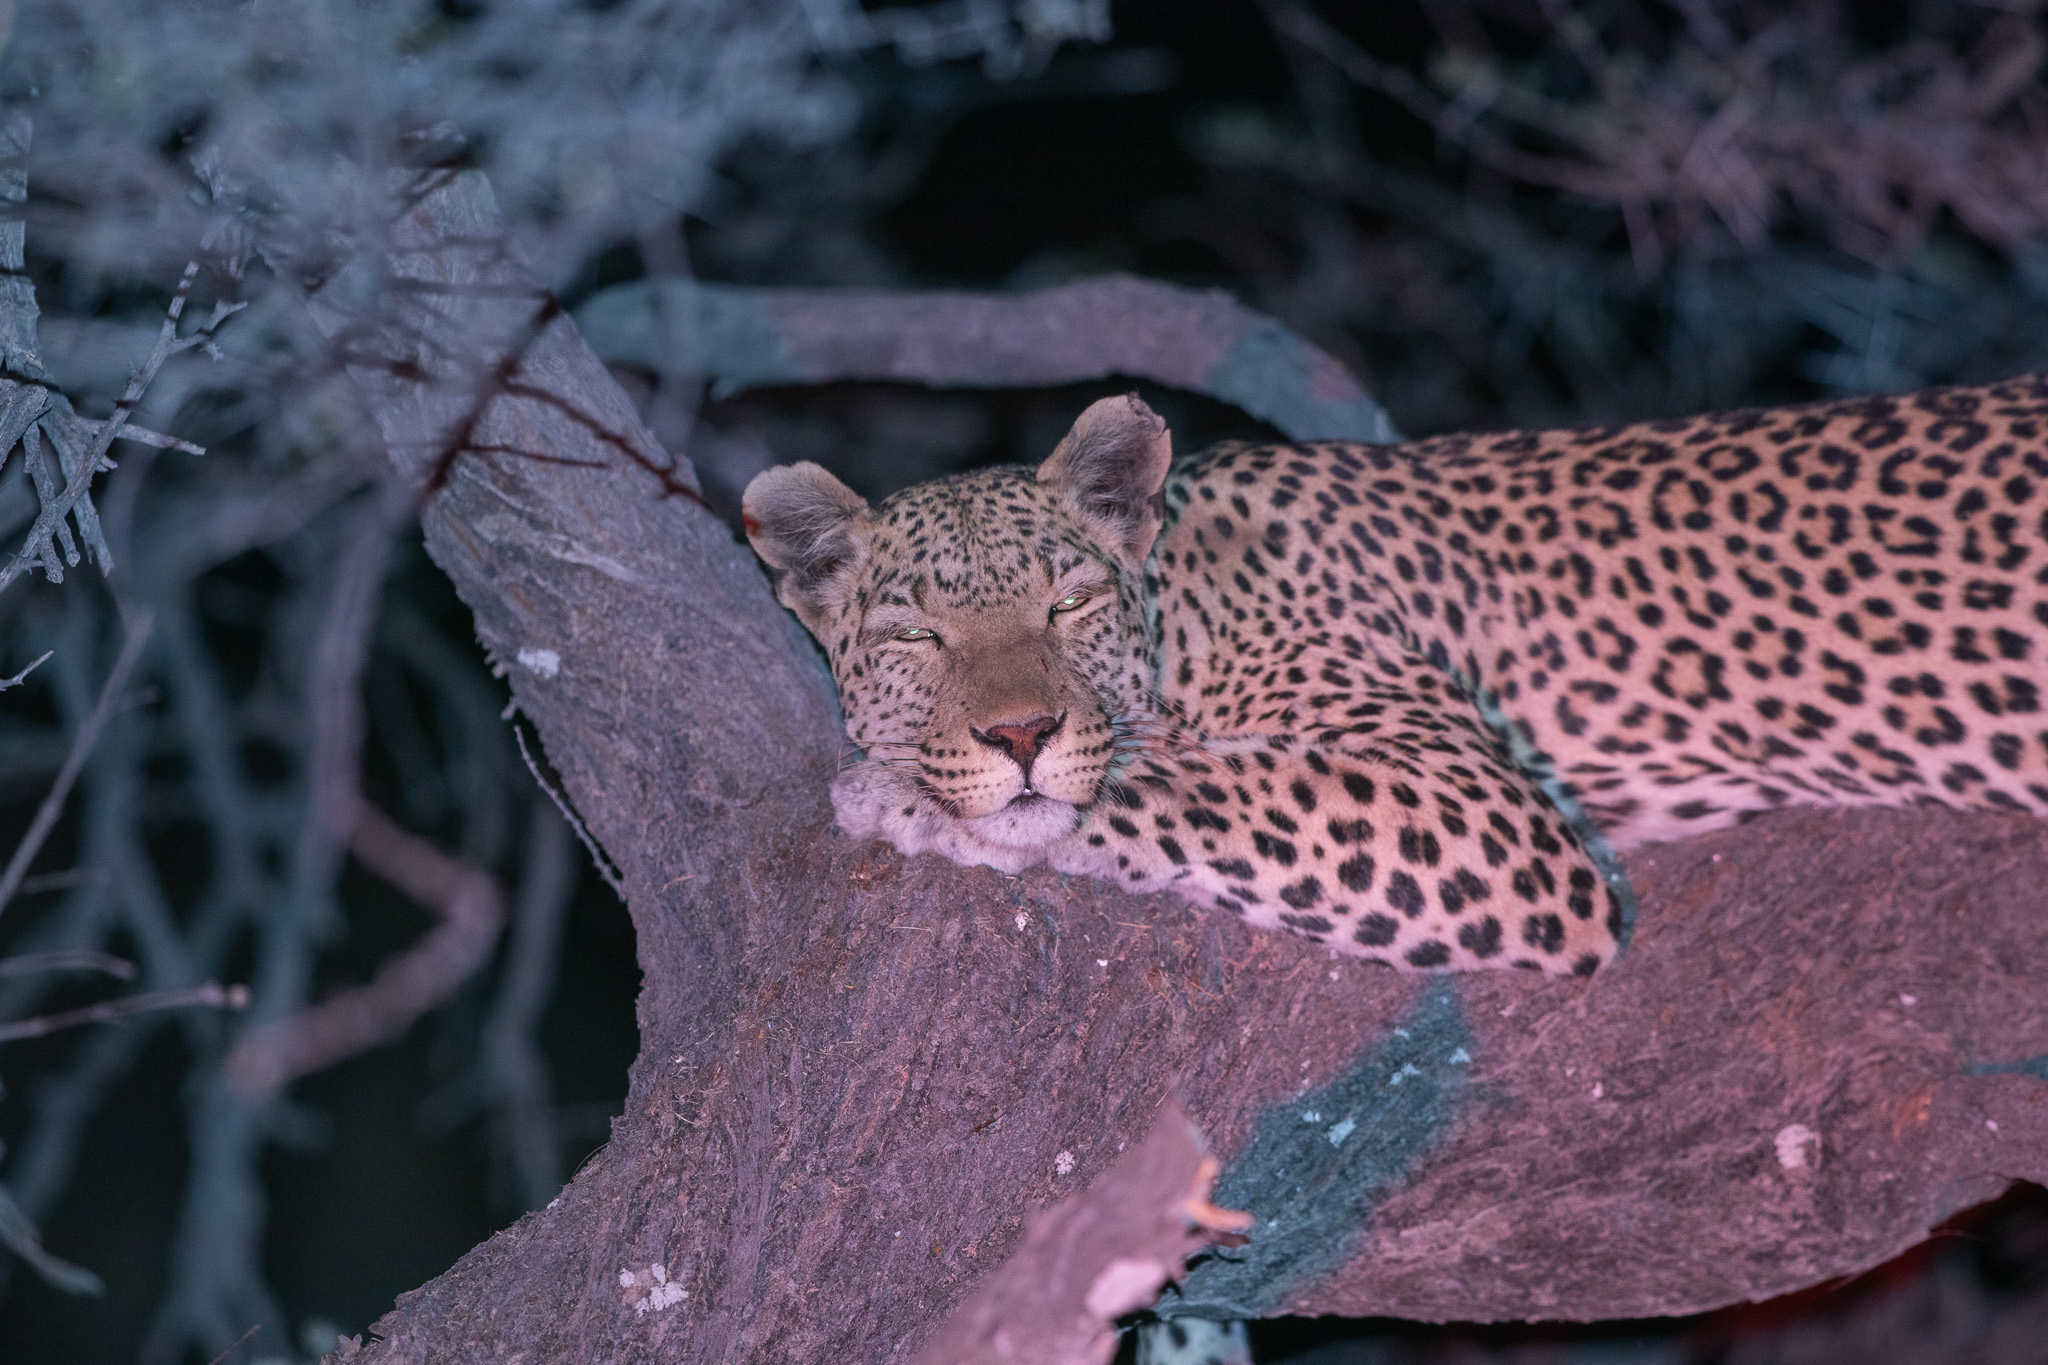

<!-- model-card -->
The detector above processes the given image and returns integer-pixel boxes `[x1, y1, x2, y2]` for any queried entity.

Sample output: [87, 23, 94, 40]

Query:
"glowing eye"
[896, 627, 935, 642]
[1051, 592, 1089, 614]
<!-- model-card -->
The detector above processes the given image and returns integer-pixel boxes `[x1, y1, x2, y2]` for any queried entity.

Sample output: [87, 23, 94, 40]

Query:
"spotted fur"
[744, 381, 2048, 976]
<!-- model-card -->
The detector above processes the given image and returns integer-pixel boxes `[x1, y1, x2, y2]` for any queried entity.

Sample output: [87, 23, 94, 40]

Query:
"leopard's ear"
[742, 462, 869, 618]
[1036, 392, 1174, 564]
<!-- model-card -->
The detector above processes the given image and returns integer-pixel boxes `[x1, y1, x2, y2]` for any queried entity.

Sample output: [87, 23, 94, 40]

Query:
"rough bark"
[312, 170, 2048, 1363]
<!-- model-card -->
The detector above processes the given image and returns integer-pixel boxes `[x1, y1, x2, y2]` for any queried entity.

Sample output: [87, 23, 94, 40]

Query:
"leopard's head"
[742, 394, 1172, 855]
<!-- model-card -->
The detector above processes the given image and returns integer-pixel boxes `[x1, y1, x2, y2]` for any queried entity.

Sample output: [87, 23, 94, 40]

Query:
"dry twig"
[0, 951, 135, 980]
[0, 254, 231, 594]
[1272, 1, 2048, 270]
[0, 611, 154, 920]
[0, 652, 52, 692]
[223, 793, 506, 1099]
[0, 982, 247, 1044]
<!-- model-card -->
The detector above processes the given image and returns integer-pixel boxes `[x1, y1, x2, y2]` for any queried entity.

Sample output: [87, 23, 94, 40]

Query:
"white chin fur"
[831, 764, 1081, 875]
[961, 795, 1082, 849]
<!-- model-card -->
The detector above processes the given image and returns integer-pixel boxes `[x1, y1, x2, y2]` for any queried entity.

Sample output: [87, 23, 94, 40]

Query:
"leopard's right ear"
[1037, 392, 1173, 565]
[742, 462, 869, 616]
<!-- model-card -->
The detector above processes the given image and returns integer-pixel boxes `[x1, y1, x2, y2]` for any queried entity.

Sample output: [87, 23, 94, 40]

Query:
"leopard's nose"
[972, 712, 1064, 779]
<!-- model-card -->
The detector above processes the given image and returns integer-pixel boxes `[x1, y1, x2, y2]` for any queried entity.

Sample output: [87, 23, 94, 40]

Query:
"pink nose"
[973, 713, 1063, 777]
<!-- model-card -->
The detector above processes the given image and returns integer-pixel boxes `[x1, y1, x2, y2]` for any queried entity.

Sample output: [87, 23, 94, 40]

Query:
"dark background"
[3, 1, 2046, 1360]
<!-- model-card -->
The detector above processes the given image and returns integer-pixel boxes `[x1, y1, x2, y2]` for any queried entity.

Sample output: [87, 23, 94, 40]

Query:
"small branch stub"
[909, 1099, 1251, 1365]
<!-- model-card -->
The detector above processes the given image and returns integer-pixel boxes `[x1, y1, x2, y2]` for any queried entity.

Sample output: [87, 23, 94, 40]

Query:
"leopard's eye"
[895, 626, 936, 642]
[1050, 592, 1090, 615]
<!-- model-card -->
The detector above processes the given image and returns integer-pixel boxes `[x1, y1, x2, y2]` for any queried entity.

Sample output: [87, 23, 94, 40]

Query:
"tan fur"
[746, 381, 2048, 976]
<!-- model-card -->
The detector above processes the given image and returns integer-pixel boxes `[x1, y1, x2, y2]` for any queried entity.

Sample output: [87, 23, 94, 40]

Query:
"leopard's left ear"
[1036, 392, 1173, 564]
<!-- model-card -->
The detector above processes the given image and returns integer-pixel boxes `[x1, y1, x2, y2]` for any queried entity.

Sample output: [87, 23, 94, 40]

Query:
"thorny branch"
[421, 294, 566, 495]
[350, 226, 702, 509]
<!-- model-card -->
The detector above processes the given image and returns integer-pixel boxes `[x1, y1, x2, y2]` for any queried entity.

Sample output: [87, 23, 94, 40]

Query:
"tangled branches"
[1275, 1, 2048, 272]
[1188, 1, 2048, 432]
[0, 4, 1117, 1358]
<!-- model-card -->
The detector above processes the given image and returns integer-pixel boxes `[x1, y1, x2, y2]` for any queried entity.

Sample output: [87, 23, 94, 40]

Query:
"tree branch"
[574, 273, 1403, 444]
[0, 610, 154, 921]
[0, 982, 247, 1044]
[304, 168, 2048, 1363]
[224, 792, 506, 1100]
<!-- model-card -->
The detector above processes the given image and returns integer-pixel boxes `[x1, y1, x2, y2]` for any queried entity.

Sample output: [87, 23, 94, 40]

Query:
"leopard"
[742, 379, 2048, 977]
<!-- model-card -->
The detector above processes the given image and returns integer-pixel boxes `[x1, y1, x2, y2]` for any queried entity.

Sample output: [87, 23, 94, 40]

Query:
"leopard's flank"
[744, 381, 2048, 976]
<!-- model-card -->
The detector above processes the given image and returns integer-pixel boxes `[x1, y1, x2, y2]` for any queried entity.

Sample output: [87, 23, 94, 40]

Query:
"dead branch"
[909, 1098, 1250, 1365]
[574, 273, 1403, 443]
[0, 951, 136, 980]
[0, 610, 154, 919]
[224, 792, 506, 1100]
[0, 982, 247, 1044]
[1273, 1, 2048, 270]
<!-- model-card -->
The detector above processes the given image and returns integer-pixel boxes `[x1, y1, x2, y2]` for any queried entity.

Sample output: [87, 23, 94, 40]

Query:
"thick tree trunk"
[313, 171, 2048, 1364]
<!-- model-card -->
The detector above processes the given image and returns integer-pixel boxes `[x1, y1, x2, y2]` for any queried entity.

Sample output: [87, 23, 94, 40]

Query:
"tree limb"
[303, 169, 2048, 1362]
[575, 274, 1402, 444]
[224, 791, 507, 1100]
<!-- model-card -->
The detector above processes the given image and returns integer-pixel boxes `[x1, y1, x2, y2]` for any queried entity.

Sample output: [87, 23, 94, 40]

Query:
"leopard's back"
[1155, 377, 2048, 848]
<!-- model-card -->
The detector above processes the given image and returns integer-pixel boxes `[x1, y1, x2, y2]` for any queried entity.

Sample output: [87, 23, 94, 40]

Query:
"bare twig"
[0, 610, 154, 919]
[0, 254, 234, 594]
[0, 1180, 103, 1296]
[223, 793, 505, 1099]
[0, 982, 247, 1044]
[0, 951, 136, 981]
[202, 1324, 262, 1365]
[0, 650, 51, 691]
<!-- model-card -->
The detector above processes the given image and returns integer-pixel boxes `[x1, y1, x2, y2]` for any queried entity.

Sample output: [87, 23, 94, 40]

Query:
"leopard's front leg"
[1053, 733, 1622, 976]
